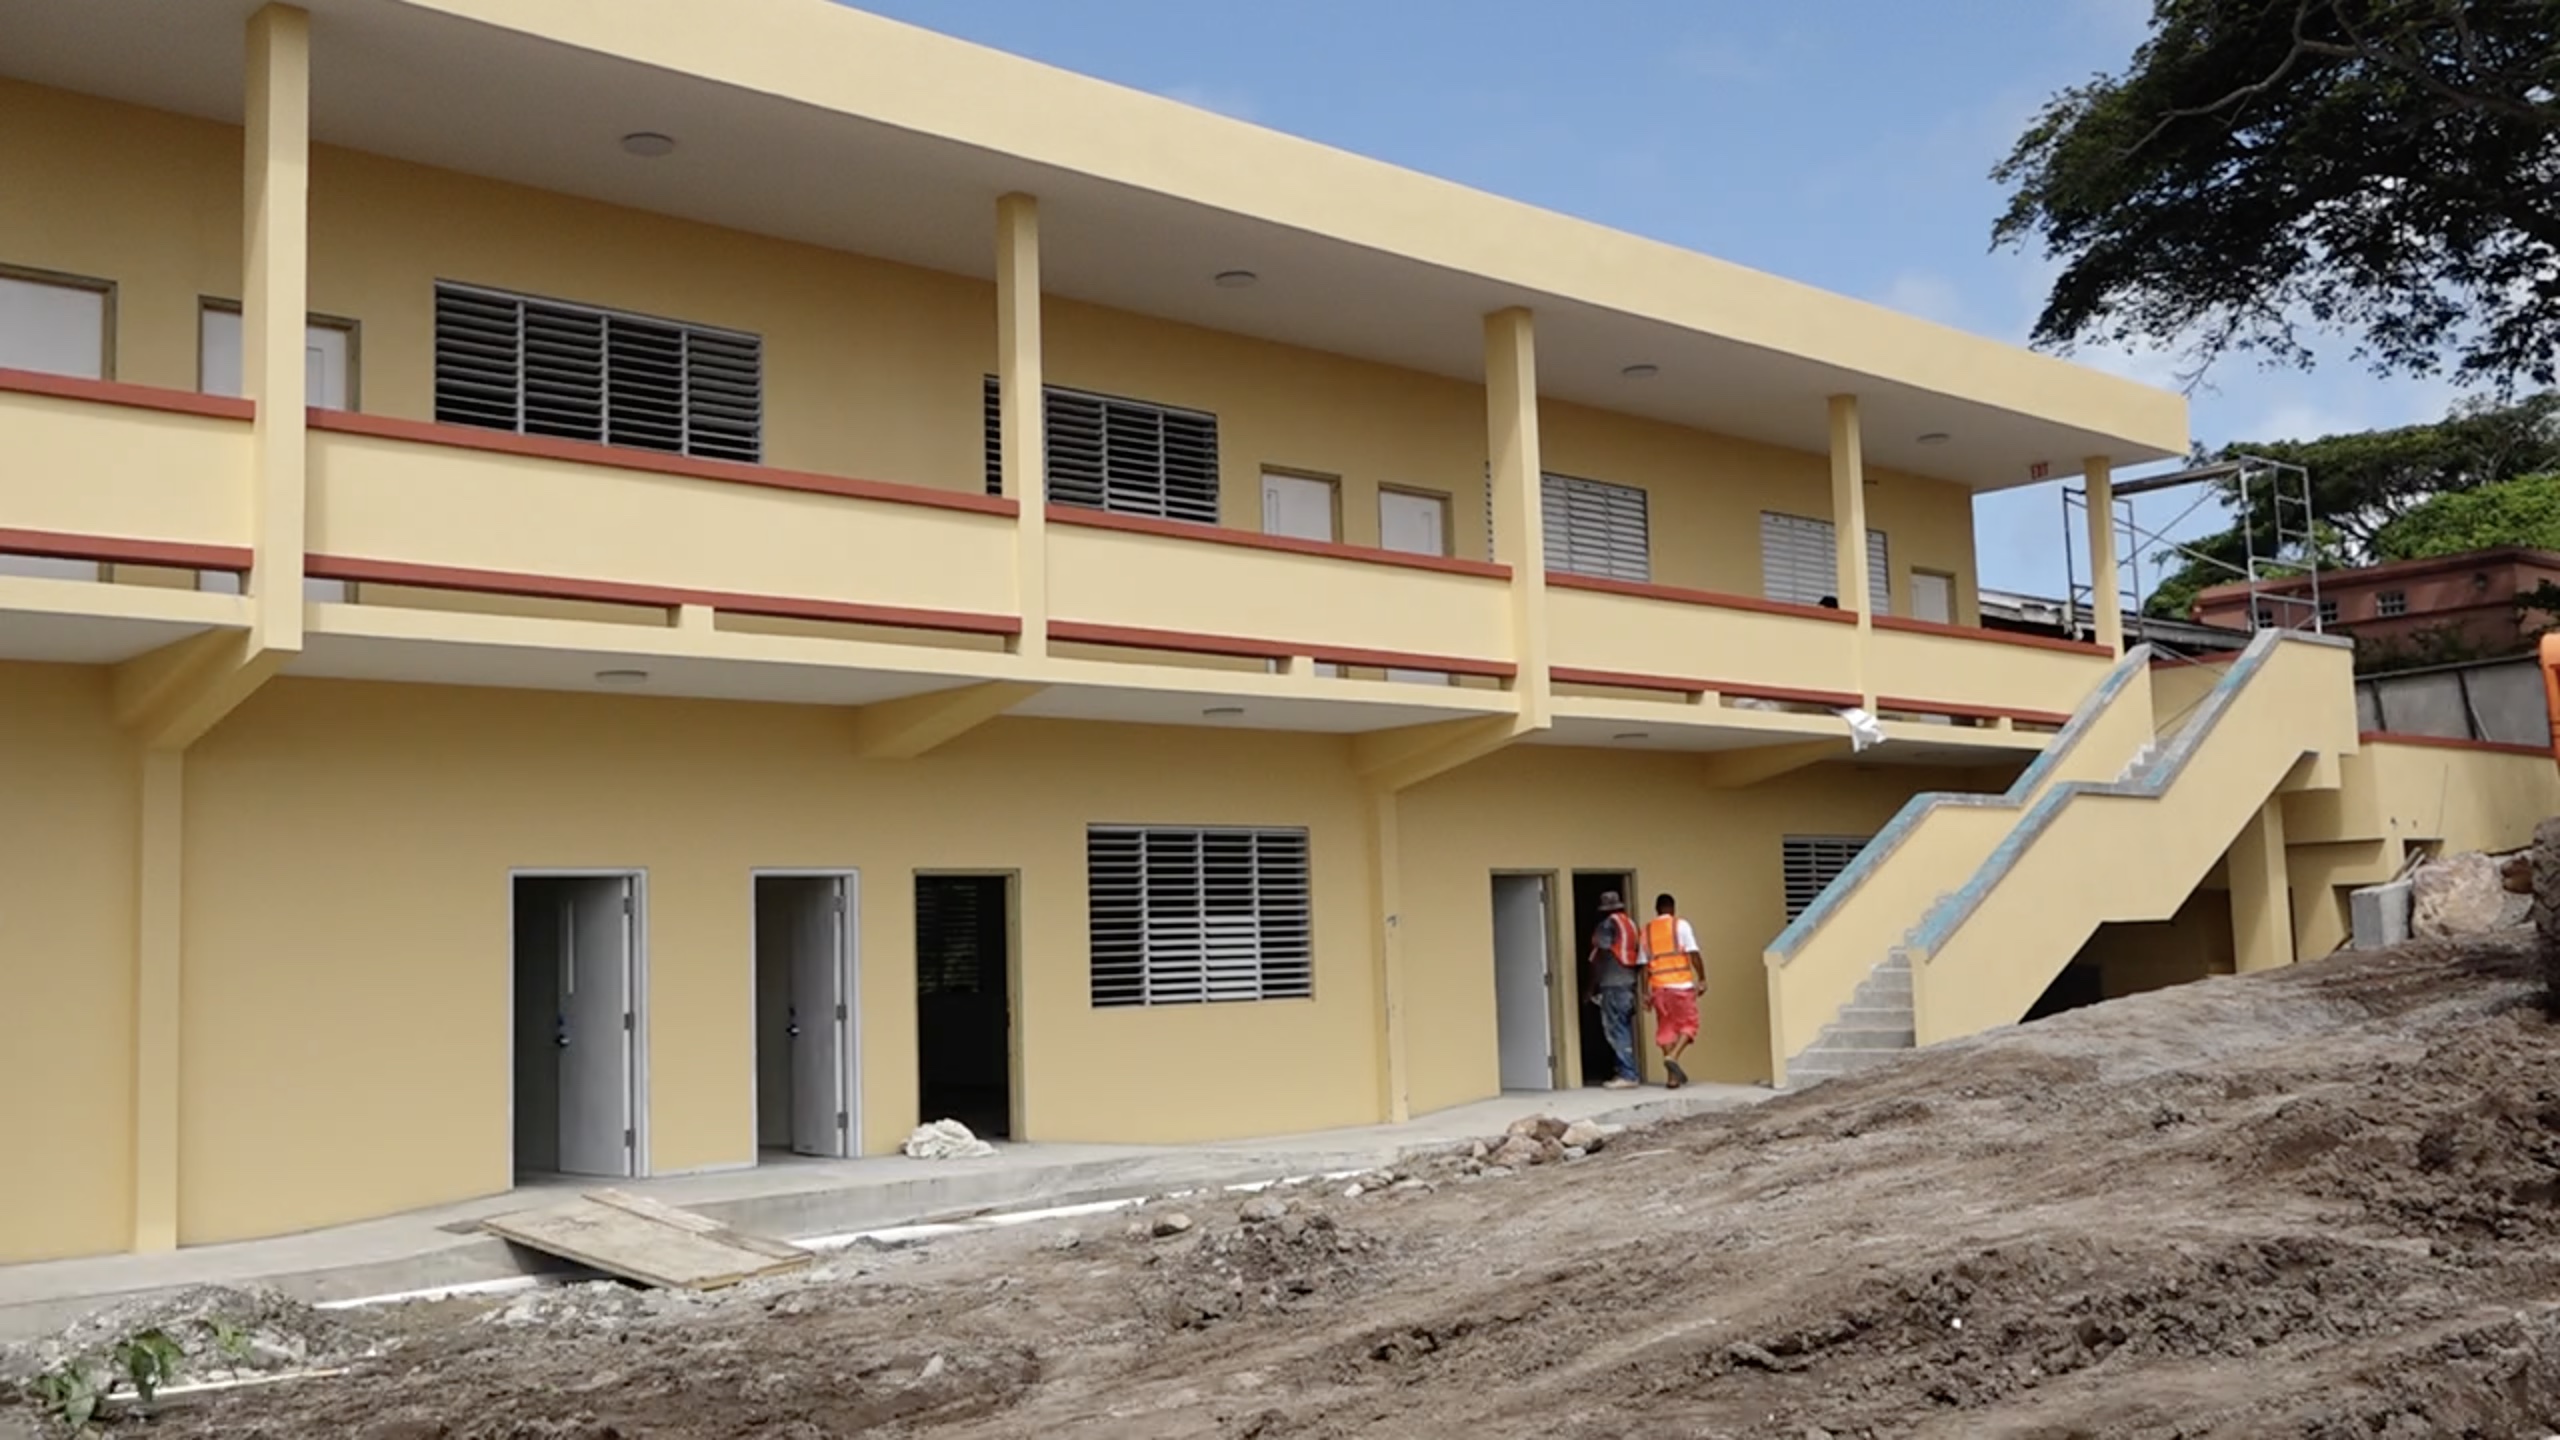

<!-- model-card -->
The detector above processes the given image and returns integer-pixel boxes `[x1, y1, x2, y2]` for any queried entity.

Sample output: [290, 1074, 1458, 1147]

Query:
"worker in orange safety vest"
[1640, 893, 1704, 1089]
[1584, 891, 1644, 1089]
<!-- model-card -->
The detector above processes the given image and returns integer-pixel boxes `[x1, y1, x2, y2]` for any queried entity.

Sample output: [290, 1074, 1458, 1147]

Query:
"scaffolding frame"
[2063, 455, 2321, 643]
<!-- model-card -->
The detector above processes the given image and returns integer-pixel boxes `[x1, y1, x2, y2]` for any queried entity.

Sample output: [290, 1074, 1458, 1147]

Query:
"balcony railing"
[1046, 509, 1517, 679]
[0, 371, 2120, 735]
[304, 413, 1021, 637]
[0, 371, 254, 573]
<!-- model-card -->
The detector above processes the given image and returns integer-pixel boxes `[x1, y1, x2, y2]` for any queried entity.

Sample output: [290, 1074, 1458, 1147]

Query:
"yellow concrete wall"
[0, 81, 241, 388]
[1542, 401, 1979, 618]
[167, 677, 1379, 1245]
[1395, 746, 1983, 1111]
[2361, 741, 2560, 854]
[0, 78, 1980, 612]
[0, 665, 138, 1264]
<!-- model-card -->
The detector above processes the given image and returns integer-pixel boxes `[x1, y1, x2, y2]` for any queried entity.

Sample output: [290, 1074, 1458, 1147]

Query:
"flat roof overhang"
[0, 0, 2188, 490]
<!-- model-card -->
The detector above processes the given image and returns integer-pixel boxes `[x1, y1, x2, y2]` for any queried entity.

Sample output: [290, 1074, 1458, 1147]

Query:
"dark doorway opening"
[916, 874, 1013, 1139]
[1571, 869, 1635, 1086]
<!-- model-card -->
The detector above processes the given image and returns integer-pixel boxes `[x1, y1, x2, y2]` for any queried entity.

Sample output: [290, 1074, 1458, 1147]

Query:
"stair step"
[1821, 1026, 1916, 1051]
[1854, 979, 1913, 1005]
[1837, 1005, 1912, 1026]
[1789, 1047, 1901, 1082]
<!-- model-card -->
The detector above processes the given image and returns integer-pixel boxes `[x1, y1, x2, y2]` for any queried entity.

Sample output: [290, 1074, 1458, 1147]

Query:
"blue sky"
[852, 0, 2472, 600]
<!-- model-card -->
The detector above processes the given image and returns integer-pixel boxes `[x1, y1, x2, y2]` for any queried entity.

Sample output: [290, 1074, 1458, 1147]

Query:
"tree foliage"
[2143, 390, 2560, 616]
[2371, 469, 2560, 556]
[1995, 0, 2560, 388]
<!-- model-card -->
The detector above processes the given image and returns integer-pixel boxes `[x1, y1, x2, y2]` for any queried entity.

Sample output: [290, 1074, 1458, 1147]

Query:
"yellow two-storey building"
[3, 0, 2547, 1265]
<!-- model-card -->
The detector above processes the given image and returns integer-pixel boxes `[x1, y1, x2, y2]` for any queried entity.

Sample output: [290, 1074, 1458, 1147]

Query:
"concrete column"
[244, 4, 310, 654]
[996, 193, 1047, 658]
[2229, 798, 2293, 974]
[1483, 308, 1548, 724]
[1827, 394, 1874, 706]
[132, 749, 184, 1252]
[1366, 787, 1409, 1124]
[2085, 454, 2123, 655]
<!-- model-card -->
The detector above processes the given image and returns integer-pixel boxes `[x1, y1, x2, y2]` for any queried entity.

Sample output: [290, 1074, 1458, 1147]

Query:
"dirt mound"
[78, 937, 2560, 1439]
[1140, 1204, 1387, 1331]
[0, 1284, 370, 1388]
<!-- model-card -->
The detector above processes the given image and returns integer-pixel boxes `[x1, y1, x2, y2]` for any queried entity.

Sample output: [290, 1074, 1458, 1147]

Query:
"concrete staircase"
[1786, 954, 1913, 1082]
[1789, 735, 2153, 1085]
[1761, 646, 2161, 1090]
[1763, 629, 2359, 1090]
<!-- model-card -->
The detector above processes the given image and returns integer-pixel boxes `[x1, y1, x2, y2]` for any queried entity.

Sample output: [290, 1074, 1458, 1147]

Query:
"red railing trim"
[1875, 694, 2072, 726]
[1046, 506, 1512, 580]
[1872, 613, 2112, 656]
[0, 526, 252, 572]
[308, 411, 1019, 518]
[303, 555, 1023, 637]
[1050, 619, 1516, 679]
[2358, 730, 2550, 759]
[1545, 572, 1858, 624]
[0, 367, 255, 421]
[1549, 665, 1863, 709]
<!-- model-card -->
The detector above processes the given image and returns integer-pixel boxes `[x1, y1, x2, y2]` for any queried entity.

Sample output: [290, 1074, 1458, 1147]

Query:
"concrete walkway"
[0, 1084, 1763, 1341]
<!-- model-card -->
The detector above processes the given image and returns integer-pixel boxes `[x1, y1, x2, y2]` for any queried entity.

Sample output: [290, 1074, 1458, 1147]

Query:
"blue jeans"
[1596, 986, 1639, 1082]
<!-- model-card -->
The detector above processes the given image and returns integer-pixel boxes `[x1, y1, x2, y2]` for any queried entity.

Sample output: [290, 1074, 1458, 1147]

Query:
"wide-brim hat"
[1598, 891, 1626, 912]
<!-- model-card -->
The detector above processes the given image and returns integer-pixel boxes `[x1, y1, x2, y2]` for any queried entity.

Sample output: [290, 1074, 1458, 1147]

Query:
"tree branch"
[2121, 0, 2322, 158]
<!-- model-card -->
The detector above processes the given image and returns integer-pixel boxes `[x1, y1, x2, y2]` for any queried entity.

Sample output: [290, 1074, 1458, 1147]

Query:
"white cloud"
[1159, 83, 1258, 122]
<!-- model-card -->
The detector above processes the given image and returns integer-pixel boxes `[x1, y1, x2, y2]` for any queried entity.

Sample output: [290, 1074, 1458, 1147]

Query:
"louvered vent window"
[434, 283, 762, 463]
[1782, 835, 1872, 921]
[1541, 473, 1651, 582]
[1761, 512, 1890, 612]
[1088, 826, 1313, 1007]
[982, 378, 1220, 523]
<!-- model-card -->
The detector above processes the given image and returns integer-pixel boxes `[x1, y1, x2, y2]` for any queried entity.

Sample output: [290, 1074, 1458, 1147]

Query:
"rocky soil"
[20, 934, 2560, 1437]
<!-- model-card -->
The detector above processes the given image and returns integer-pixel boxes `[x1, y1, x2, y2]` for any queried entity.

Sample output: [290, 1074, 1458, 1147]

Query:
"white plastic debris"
[901, 1119, 996, 1160]
[1836, 707, 1886, 753]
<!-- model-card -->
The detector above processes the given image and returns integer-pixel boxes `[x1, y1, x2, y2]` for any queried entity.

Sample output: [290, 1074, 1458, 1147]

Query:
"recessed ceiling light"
[1203, 705, 1246, 717]
[1620, 363, 1660, 380]
[620, 132, 677, 158]
[1213, 270, 1259, 289]
[1612, 732, 1650, 742]
[594, 669, 650, 686]
[1917, 431, 1951, 445]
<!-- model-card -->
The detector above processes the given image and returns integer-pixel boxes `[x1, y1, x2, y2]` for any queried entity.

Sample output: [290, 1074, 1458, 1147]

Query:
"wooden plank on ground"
[482, 1190, 814, 1291]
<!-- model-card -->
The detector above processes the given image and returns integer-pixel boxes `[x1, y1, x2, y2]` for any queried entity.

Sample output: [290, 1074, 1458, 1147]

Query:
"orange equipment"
[2544, 633, 2560, 769]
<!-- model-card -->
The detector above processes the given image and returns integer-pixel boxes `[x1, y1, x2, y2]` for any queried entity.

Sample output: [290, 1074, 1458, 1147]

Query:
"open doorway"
[512, 873, 644, 1183]
[1490, 874, 1557, 1091]
[754, 872, 858, 1161]
[1571, 869, 1636, 1087]
[916, 873, 1014, 1140]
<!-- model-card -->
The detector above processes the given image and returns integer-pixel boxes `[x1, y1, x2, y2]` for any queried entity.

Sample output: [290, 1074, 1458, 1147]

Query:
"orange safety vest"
[1593, 911, 1640, 968]
[1644, 914, 1697, 988]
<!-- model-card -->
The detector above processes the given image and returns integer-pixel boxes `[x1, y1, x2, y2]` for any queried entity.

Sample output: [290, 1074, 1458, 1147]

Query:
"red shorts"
[1653, 985, 1699, 1047]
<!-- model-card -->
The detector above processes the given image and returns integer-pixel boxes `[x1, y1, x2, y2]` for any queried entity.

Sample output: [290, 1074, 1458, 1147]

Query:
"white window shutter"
[1541, 473, 1650, 582]
[1088, 825, 1313, 1007]
[1760, 512, 1834, 606]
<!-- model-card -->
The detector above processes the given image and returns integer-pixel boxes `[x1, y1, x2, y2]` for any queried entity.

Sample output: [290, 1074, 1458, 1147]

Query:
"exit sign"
[2029, 461, 2051, 481]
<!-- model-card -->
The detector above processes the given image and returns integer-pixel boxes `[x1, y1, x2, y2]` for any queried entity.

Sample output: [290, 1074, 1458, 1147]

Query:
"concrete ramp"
[482, 1190, 813, 1291]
